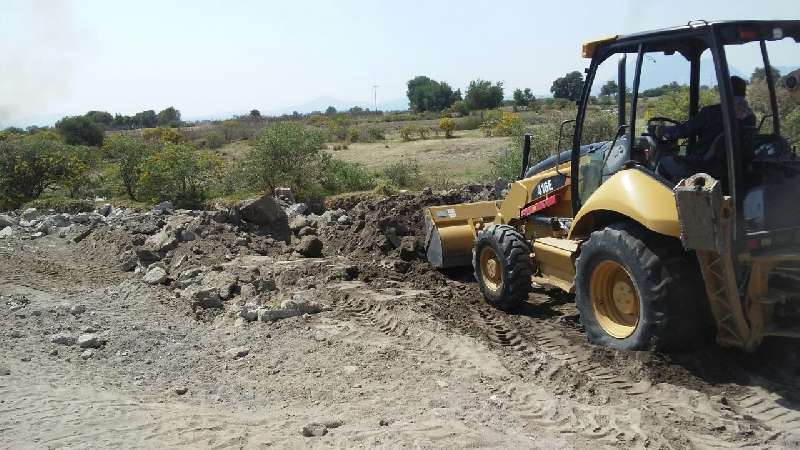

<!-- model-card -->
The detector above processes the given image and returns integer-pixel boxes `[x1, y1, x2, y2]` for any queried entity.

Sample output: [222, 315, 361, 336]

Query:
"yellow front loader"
[425, 20, 800, 351]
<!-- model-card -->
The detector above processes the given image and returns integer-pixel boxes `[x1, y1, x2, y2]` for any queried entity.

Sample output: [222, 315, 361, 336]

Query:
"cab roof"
[582, 20, 800, 59]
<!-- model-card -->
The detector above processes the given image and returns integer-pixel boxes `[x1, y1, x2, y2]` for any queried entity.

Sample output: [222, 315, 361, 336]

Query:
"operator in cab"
[658, 75, 756, 183]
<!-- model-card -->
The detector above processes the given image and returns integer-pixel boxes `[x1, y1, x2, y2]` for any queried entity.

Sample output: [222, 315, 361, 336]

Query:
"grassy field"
[215, 128, 513, 186]
[329, 129, 511, 185]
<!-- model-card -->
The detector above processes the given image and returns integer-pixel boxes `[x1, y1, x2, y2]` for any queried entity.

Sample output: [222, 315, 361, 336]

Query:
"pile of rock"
[0, 205, 115, 242]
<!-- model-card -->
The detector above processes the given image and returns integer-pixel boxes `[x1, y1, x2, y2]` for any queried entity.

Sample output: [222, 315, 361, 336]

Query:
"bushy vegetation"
[382, 160, 422, 188]
[644, 86, 719, 122]
[465, 80, 504, 110]
[137, 143, 223, 208]
[55, 116, 104, 146]
[0, 133, 96, 209]
[439, 117, 455, 138]
[551, 71, 584, 101]
[406, 76, 461, 112]
[246, 122, 326, 195]
[481, 111, 523, 137]
[320, 158, 376, 193]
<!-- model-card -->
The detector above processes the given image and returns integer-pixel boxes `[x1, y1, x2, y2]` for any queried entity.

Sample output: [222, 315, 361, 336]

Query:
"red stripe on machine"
[521, 195, 558, 217]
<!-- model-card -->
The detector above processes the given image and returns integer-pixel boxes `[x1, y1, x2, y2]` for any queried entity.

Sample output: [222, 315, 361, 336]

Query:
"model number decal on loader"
[533, 175, 566, 199]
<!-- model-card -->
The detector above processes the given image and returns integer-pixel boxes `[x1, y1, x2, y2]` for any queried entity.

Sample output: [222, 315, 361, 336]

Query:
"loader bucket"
[424, 201, 498, 269]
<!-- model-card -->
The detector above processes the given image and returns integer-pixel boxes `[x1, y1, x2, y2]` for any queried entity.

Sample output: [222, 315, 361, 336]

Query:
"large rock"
[77, 333, 107, 349]
[289, 216, 310, 233]
[0, 227, 13, 239]
[143, 266, 168, 285]
[153, 201, 174, 214]
[145, 229, 178, 253]
[0, 214, 18, 228]
[296, 236, 323, 258]
[20, 208, 39, 221]
[185, 285, 223, 309]
[286, 203, 308, 218]
[200, 271, 237, 299]
[239, 195, 288, 227]
[51, 332, 76, 346]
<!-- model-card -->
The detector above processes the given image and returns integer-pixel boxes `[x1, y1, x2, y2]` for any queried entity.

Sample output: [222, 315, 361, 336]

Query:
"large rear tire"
[575, 222, 707, 351]
[472, 224, 533, 311]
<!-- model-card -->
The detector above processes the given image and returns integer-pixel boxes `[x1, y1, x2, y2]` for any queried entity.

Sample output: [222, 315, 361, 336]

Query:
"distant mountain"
[593, 54, 748, 95]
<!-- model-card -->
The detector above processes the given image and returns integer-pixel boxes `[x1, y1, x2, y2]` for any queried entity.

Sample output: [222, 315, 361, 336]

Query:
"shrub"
[22, 195, 94, 214]
[245, 122, 326, 194]
[448, 100, 469, 116]
[382, 159, 423, 188]
[347, 127, 360, 143]
[138, 143, 223, 208]
[439, 117, 455, 138]
[203, 131, 225, 149]
[454, 115, 482, 131]
[493, 112, 523, 137]
[399, 125, 415, 142]
[365, 126, 385, 141]
[55, 116, 104, 146]
[321, 157, 376, 193]
[103, 135, 149, 200]
[142, 127, 183, 144]
[418, 127, 430, 140]
[481, 111, 523, 137]
[0, 134, 93, 210]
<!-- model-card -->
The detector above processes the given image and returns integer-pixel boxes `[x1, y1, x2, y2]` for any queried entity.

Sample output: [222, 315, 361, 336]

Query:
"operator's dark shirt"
[664, 103, 756, 161]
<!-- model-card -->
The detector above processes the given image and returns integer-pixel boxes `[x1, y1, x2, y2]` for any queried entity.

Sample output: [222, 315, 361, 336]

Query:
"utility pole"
[372, 85, 379, 111]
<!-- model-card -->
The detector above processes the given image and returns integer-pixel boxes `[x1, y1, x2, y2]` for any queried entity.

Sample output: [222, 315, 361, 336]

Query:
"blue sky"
[0, 0, 797, 126]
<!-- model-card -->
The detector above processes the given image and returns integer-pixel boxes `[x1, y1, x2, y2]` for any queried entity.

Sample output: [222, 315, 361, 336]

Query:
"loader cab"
[572, 20, 800, 246]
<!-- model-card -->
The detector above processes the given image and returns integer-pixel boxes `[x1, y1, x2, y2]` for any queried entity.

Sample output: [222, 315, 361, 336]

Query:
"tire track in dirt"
[467, 303, 777, 448]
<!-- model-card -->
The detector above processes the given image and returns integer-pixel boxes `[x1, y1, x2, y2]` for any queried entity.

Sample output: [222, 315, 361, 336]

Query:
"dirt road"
[2, 196, 800, 449]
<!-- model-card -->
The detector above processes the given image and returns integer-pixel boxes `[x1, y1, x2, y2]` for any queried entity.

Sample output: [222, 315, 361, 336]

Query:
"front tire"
[472, 224, 533, 310]
[575, 222, 706, 351]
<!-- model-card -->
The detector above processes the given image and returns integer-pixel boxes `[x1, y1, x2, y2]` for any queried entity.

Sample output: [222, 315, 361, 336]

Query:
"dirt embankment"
[2, 188, 800, 448]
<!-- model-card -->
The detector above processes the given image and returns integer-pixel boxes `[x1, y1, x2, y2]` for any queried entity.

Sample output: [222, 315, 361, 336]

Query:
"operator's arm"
[662, 105, 719, 141]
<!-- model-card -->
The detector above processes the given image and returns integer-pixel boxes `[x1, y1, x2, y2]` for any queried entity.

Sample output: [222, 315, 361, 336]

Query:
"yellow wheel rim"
[589, 260, 640, 339]
[480, 246, 502, 293]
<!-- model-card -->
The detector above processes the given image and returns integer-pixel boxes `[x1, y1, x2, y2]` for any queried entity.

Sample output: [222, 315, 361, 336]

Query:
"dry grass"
[328, 129, 511, 184]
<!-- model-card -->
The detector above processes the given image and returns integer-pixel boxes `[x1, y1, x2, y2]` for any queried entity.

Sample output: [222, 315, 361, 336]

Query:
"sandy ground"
[2, 197, 800, 449]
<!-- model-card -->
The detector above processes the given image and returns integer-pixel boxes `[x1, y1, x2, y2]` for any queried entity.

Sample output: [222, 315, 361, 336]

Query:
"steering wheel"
[646, 116, 682, 144]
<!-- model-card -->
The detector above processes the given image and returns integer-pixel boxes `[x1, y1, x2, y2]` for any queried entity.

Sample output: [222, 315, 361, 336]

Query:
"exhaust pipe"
[618, 55, 626, 128]
[520, 133, 531, 180]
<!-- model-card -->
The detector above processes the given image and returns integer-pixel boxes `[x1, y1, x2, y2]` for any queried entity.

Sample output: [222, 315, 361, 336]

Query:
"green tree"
[0, 134, 77, 208]
[133, 110, 158, 128]
[599, 80, 618, 97]
[85, 111, 114, 126]
[138, 143, 222, 208]
[512, 88, 535, 107]
[55, 116, 104, 146]
[249, 109, 262, 119]
[103, 135, 149, 199]
[550, 71, 584, 101]
[157, 107, 181, 127]
[325, 106, 337, 116]
[465, 79, 504, 110]
[246, 122, 325, 194]
[406, 76, 460, 112]
[751, 66, 781, 83]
